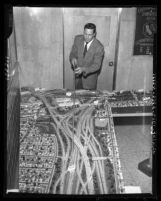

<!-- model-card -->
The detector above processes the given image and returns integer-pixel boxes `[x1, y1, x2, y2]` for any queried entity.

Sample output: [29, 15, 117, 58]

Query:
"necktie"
[83, 42, 88, 58]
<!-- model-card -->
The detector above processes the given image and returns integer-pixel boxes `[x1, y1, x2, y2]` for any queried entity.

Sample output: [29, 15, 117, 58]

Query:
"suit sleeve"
[83, 45, 104, 76]
[69, 36, 78, 64]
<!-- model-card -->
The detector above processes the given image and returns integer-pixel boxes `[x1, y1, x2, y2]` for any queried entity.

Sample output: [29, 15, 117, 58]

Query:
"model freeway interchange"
[19, 88, 152, 194]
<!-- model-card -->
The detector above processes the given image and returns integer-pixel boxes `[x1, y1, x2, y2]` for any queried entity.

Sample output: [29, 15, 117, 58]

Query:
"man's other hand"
[74, 67, 86, 75]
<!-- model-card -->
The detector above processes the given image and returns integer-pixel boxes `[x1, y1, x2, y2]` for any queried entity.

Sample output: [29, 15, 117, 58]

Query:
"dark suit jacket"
[69, 35, 104, 89]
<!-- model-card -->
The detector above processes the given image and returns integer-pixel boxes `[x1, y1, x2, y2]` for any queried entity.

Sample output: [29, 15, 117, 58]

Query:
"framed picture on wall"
[133, 7, 157, 55]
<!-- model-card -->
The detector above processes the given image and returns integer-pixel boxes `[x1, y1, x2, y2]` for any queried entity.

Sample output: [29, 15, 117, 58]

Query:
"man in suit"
[69, 23, 104, 90]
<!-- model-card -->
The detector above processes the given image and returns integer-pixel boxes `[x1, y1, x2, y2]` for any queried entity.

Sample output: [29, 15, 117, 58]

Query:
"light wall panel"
[14, 7, 63, 89]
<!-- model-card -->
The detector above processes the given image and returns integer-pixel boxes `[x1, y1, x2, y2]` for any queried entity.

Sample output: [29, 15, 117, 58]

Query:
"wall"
[13, 7, 153, 91]
[14, 7, 63, 89]
[116, 8, 153, 91]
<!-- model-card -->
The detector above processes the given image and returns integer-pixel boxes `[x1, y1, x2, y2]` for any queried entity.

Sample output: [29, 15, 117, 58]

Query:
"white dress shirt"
[84, 39, 94, 51]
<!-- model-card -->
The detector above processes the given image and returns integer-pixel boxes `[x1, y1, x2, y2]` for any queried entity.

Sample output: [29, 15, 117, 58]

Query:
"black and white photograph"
[4, 5, 157, 197]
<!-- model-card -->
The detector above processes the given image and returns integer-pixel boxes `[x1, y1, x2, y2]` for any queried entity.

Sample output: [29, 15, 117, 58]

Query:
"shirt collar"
[84, 38, 94, 46]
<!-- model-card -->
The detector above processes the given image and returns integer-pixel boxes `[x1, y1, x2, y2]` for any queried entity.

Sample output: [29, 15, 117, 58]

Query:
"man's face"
[83, 28, 95, 43]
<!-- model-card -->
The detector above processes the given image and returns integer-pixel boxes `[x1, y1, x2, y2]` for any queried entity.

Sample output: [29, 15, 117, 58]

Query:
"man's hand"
[74, 67, 86, 75]
[71, 58, 78, 68]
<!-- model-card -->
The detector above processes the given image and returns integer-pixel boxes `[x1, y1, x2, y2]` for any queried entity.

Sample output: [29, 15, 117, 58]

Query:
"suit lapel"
[80, 37, 85, 57]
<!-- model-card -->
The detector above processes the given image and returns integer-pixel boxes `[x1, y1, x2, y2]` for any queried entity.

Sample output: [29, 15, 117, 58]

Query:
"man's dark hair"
[84, 23, 96, 34]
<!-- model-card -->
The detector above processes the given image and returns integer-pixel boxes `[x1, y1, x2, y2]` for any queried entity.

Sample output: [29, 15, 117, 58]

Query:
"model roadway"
[35, 92, 110, 194]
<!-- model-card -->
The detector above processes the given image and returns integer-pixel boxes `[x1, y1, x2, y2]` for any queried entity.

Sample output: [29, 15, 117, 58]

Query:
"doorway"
[63, 8, 120, 91]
